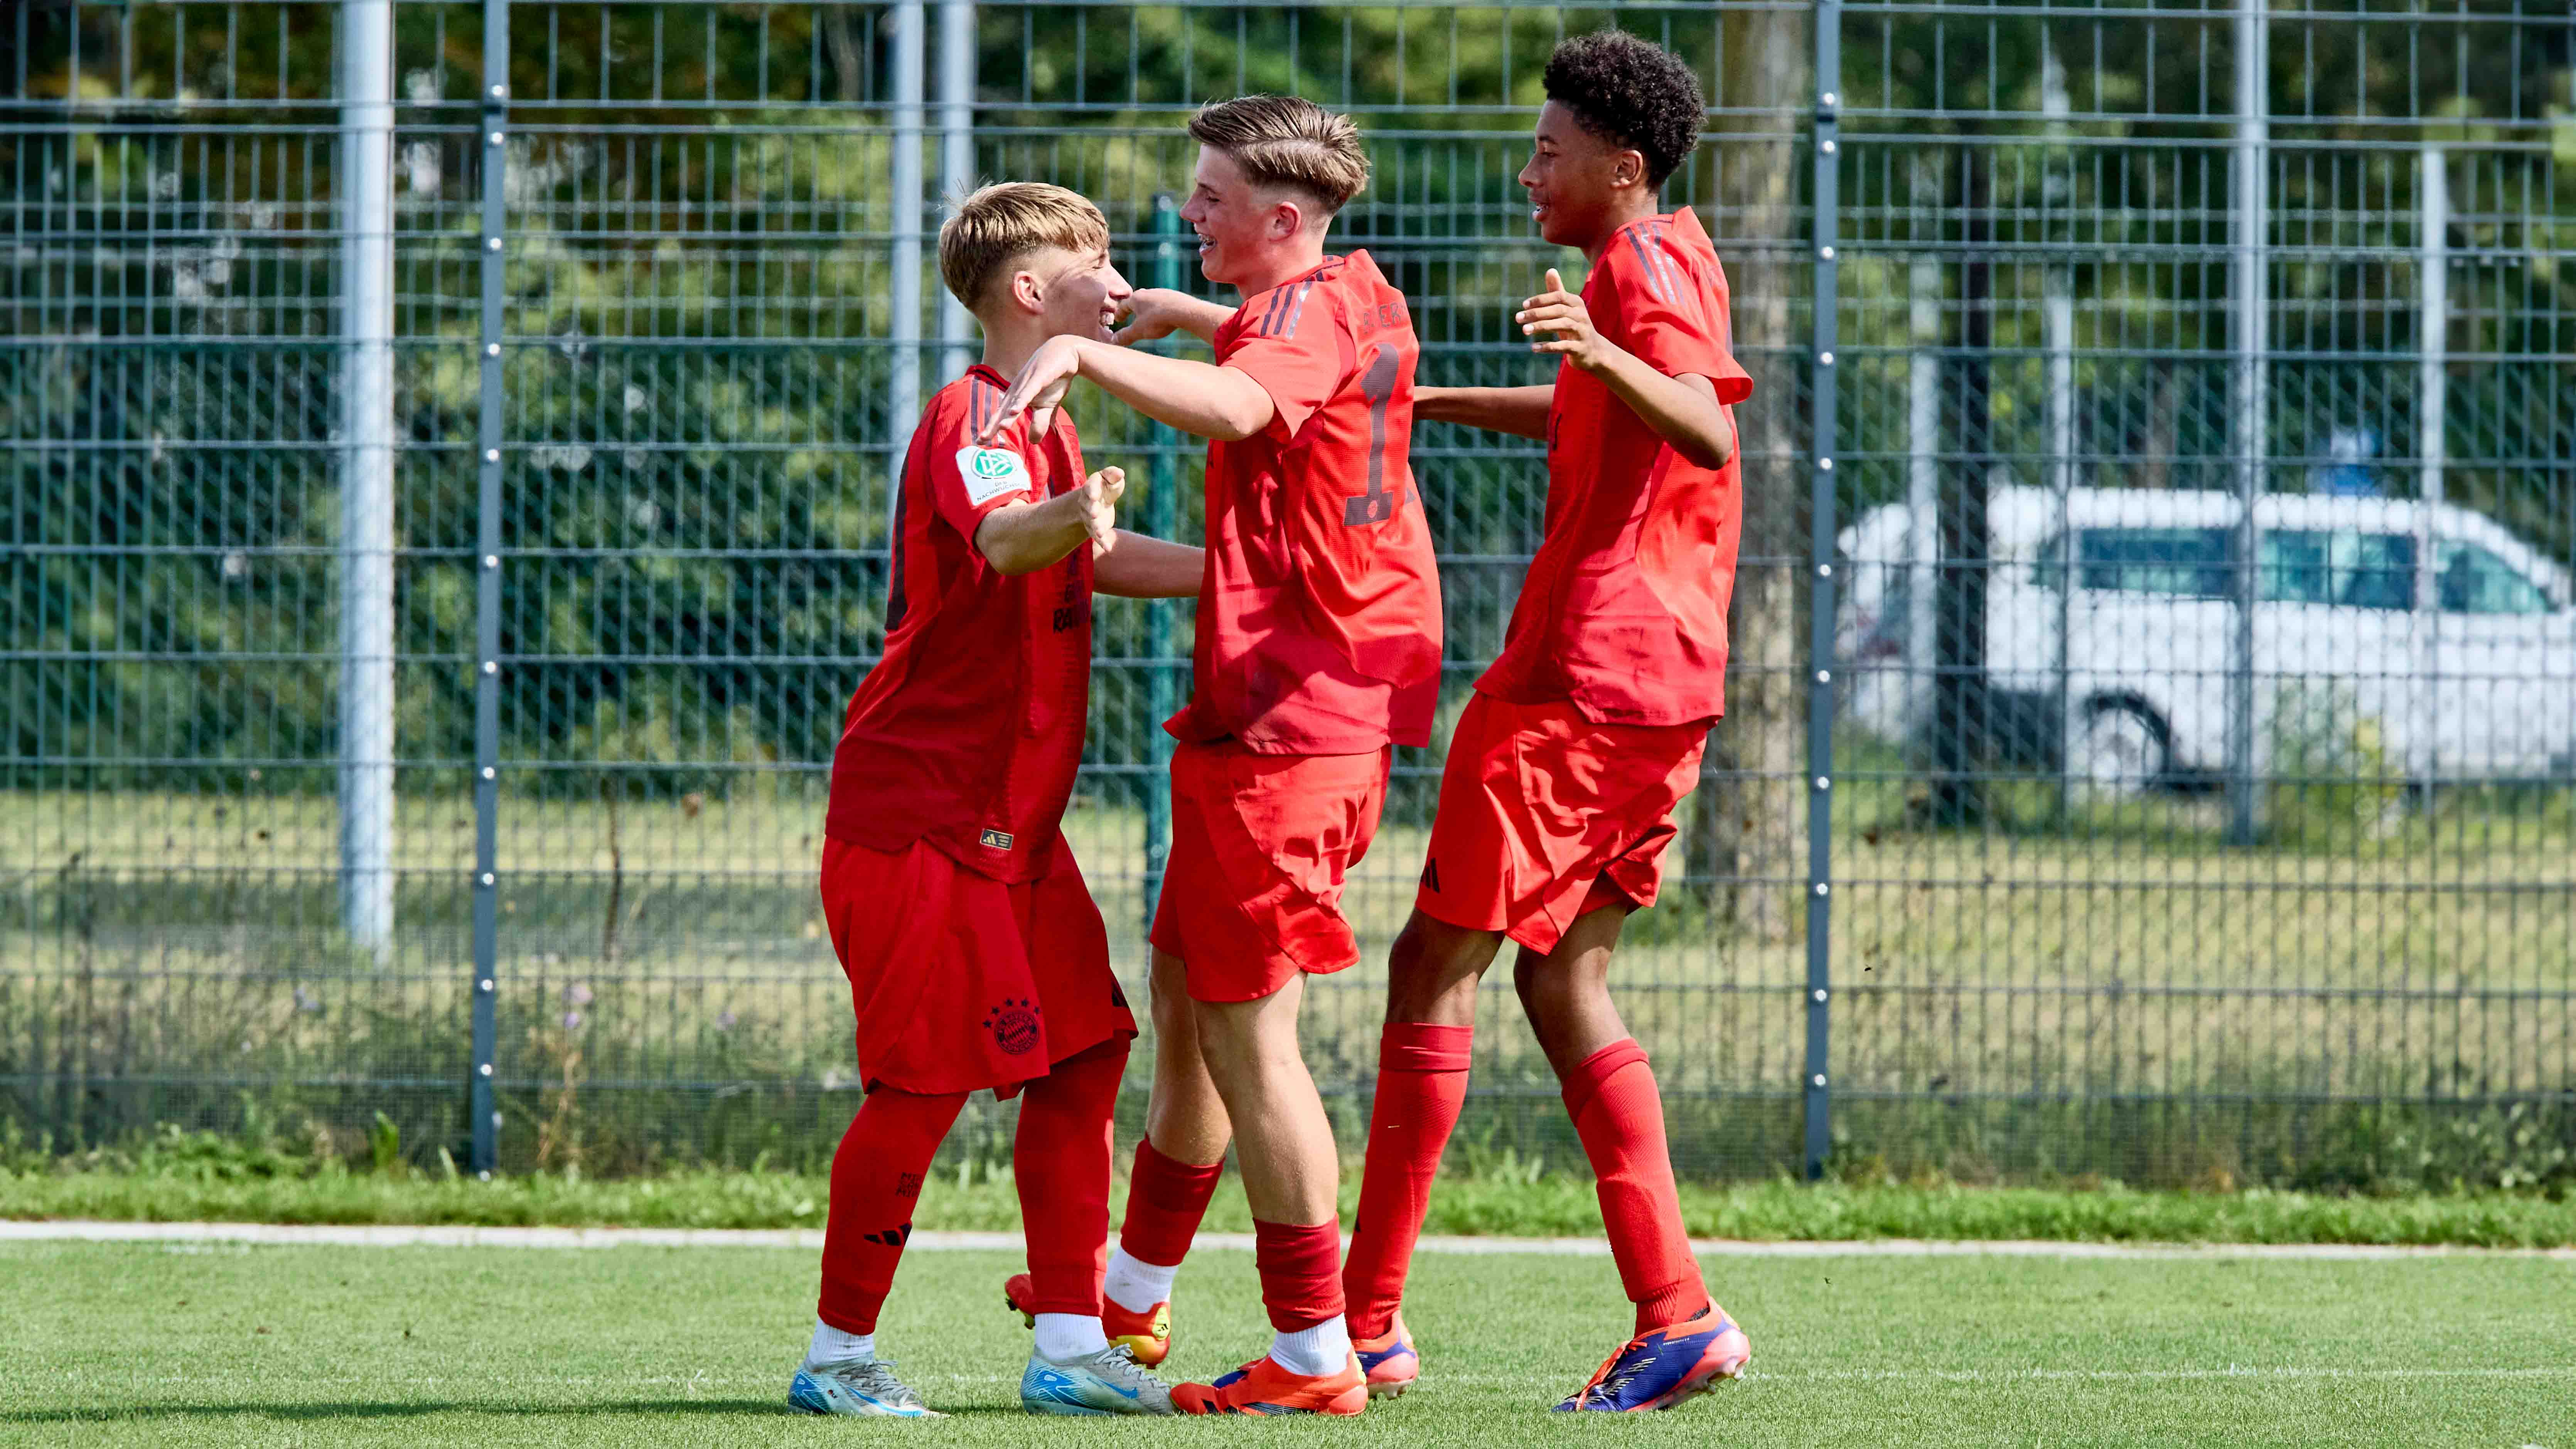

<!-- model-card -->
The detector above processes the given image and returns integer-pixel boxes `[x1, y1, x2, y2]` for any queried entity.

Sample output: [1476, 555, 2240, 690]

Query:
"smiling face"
[1017, 244, 1132, 342]
[1178, 145, 1299, 289]
[1517, 100, 1641, 250]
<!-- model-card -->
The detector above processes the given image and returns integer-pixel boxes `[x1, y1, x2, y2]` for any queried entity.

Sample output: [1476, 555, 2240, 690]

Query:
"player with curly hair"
[1336, 29, 1757, 1412]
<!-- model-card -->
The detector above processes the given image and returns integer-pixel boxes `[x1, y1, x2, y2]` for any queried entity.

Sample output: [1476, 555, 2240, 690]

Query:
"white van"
[1836, 488, 2576, 788]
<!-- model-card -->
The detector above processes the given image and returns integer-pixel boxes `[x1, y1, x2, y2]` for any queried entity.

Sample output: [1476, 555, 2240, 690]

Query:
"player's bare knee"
[1147, 950, 1195, 1038]
[1513, 940, 1608, 1015]
[1384, 911, 1499, 1023]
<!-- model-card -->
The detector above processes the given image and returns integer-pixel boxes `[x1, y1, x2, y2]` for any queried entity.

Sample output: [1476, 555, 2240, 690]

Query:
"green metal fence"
[5, 0, 2571, 1188]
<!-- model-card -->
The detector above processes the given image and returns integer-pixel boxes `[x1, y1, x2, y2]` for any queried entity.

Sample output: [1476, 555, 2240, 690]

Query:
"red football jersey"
[1479, 208, 1756, 726]
[824, 366, 1094, 883]
[1164, 251, 1445, 755]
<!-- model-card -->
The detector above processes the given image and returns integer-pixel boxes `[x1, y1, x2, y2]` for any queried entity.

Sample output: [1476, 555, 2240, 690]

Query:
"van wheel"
[2069, 702, 2170, 798]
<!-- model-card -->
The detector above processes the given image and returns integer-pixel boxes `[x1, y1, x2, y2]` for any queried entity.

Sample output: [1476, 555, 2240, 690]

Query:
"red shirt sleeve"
[923, 393, 1043, 547]
[1222, 282, 1344, 440]
[1598, 237, 1755, 407]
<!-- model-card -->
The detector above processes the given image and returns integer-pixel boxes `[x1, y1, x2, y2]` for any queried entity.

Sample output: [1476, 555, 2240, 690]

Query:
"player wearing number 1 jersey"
[980, 95, 1441, 1418]
[1338, 32, 1757, 1412]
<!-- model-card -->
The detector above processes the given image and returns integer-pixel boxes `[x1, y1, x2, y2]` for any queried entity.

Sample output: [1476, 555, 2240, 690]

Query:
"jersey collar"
[1244, 249, 1376, 307]
[1611, 207, 1711, 252]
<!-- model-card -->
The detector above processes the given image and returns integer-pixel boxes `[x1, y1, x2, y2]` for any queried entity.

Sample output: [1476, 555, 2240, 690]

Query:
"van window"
[2435, 542, 2551, 615]
[2045, 527, 2231, 597]
[2259, 530, 2416, 610]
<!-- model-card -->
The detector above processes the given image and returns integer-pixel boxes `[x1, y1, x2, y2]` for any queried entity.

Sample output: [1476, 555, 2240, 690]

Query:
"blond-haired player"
[789, 181, 1200, 1419]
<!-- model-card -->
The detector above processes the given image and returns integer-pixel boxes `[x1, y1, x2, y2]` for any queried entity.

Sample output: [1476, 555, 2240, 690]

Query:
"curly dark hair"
[1542, 31, 1706, 189]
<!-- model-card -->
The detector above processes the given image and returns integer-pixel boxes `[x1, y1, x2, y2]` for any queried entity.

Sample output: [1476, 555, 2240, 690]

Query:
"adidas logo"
[862, 1222, 912, 1247]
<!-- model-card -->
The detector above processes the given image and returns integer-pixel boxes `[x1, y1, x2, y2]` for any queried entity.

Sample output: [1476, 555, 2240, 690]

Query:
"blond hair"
[1186, 95, 1370, 217]
[938, 182, 1111, 311]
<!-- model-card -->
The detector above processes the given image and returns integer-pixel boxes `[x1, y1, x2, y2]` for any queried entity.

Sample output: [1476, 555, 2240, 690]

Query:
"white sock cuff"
[1033, 1312, 1111, 1361]
[808, 1318, 874, 1366]
[1269, 1316, 1351, 1378]
[1102, 1248, 1182, 1316]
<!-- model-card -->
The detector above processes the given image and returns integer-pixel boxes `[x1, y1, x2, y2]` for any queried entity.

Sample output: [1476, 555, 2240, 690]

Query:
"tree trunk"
[1691, 6, 1810, 938]
[1929, 139, 1993, 826]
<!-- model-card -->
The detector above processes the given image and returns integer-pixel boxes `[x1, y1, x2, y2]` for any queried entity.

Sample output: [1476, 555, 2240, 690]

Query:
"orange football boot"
[1003, 1272, 1173, 1368]
[1173, 1352, 1367, 1417]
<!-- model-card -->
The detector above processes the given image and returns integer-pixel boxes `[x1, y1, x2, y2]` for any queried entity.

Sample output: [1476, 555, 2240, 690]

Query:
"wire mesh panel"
[6, 0, 2570, 1186]
[3, 1, 493, 1156]
[1829, 0, 2575, 1185]
[474, 0, 1813, 1175]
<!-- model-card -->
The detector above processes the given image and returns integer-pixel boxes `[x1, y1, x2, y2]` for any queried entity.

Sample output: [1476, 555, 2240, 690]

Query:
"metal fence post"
[936, 0, 976, 382]
[470, 0, 511, 1178]
[2411, 145, 2448, 794]
[1140, 194, 1183, 929]
[2226, 0, 2269, 846]
[2043, 42, 2075, 818]
[1803, 0, 1843, 1183]
[886, 1, 926, 532]
[337, 0, 396, 959]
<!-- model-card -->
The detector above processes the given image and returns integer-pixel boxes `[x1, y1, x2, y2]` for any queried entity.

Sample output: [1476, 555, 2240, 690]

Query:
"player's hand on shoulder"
[1518, 268, 1614, 373]
[1079, 467, 1124, 556]
[980, 335, 1087, 444]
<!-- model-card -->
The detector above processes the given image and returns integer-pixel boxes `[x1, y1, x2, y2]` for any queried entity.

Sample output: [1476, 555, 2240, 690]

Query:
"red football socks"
[1342, 1021, 1474, 1339]
[1561, 1038, 1712, 1336]
[1116, 1136, 1224, 1269]
[1253, 1217, 1346, 1333]
[1011, 1038, 1129, 1318]
[816, 1083, 969, 1334]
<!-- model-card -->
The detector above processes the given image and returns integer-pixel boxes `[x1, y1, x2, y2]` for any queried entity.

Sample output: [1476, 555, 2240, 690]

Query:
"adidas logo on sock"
[862, 1222, 913, 1247]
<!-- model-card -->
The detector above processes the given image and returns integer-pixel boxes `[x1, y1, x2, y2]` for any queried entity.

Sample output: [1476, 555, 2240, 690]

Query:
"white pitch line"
[3, 1219, 2573, 1261]
[1764, 1365, 2576, 1385]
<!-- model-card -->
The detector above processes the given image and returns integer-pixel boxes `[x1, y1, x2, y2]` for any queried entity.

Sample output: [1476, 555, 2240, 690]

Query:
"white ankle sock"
[808, 1318, 873, 1366]
[1102, 1248, 1180, 1316]
[1033, 1312, 1109, 1361]
[1269, 1316, 1351, 1378]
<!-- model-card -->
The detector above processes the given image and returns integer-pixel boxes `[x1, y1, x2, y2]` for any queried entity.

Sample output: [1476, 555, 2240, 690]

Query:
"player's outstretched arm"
[1111, 288, 1233, 347]
[1415, 384, 1554, 440]
[1094, 531, 1204, 599]
[979, 335, 1276, 446]
[1519, 268, 1735, 468]
[973, 467, 1124, 575]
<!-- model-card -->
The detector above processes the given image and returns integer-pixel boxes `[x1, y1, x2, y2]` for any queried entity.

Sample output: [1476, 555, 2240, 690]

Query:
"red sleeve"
[1221, 280, 1344, 440]
[922, 389, 1042, 546]
[1600, 238, 1755, 407]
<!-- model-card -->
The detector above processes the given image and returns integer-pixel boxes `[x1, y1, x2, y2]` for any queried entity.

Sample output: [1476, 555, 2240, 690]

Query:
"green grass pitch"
[3, 1242, 2568, 1446]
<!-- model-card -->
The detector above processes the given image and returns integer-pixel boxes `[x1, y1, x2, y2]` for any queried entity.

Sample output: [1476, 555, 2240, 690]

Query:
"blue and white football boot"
[1019, 1342, 1177, 1416]
[788, 1355, 942, 1418]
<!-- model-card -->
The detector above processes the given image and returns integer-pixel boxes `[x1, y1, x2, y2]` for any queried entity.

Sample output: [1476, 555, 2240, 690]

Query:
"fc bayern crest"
[983, 997, 1042, 1056]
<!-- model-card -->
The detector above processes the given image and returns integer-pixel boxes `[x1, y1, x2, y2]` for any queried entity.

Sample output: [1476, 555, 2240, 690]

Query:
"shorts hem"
[1413, 888, 1511, 938]
[860, 1021, 1136, 1102]
[1178, 952, 1360, 1005]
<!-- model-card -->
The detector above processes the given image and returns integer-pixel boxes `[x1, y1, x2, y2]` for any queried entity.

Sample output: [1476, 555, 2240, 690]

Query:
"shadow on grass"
[0, 1399, 1028, 1422]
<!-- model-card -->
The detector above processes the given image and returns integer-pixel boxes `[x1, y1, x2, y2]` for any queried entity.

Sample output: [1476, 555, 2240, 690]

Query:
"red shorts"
[819, 835, 1135, 1098]
[1148, 740, 1389, 1004]
[1414, 692, 1708, 954]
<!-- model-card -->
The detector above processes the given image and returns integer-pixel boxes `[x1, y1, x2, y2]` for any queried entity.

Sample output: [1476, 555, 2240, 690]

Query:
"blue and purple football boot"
[1554, 1304, 1750, 1412]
